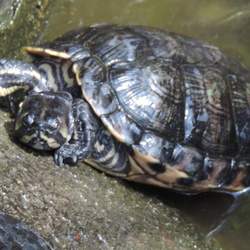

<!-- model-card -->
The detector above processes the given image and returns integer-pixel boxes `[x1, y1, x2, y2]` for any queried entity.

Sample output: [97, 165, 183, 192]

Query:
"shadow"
[122, 181, 250, 250]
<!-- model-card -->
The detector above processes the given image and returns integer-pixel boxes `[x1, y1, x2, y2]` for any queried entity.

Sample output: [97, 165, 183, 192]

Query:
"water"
[37, 0, 250, 249]
[43, 0, 250, 67]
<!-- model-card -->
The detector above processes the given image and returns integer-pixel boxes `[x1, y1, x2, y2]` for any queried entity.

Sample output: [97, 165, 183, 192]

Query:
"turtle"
[0, 24, 250, 192]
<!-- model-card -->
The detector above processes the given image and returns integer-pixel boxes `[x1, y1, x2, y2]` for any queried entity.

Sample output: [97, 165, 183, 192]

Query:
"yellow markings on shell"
[131, 146, 160, 175]
[38, 63, 58, 91]
[126, 155, 145, 175]
[125, 174, 174, 189]
[25, 47, 71, 59]
[156, 166, 189, 184]
[124, 152, 190, 189]
[84, 158, 128, 178]
[99, 116, 127, 143]
[0, 85, 29, 97]
[131, 146, 189, 184]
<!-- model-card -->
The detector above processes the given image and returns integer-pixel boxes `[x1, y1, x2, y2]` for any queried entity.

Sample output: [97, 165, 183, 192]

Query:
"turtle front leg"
[54, 98, 99, 166]
[0, 59, 44, 114]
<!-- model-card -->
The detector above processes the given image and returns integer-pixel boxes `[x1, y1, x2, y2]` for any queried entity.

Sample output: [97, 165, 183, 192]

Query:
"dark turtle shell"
[11, 24, 250, 190]
[0, 212, 52, 249]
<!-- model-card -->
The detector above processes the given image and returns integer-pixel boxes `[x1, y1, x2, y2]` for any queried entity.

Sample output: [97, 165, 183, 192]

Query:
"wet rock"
[0, 0, 54, 59]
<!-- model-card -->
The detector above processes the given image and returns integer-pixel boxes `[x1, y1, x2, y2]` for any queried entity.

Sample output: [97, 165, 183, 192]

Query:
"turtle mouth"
[31, 138, 50, 150]
[19, 132, 61, 150]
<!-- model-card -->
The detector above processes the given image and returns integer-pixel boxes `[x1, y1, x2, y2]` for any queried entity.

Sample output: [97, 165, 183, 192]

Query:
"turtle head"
[14, 91, 74, 150]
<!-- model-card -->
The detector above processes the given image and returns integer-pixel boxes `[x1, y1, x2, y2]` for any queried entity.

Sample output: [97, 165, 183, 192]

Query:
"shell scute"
[101, 110, 143, 144]
[88, 26, 152, 62]
[108, 59, 185, 142]
[82, 82, 119, 116]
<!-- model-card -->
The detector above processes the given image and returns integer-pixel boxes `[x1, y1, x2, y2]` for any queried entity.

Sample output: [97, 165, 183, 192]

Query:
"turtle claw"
[54, 152, 64, 167]
[72, 153, 77, 163]
[58, 155, 64, 167]
[54, 143, 89, 166]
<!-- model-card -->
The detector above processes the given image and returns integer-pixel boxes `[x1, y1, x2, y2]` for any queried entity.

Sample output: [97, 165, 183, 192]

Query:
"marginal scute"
[25, 46, 71, 59]
[125, 174, 175, 189]
[89, 29, 151, 65]
[156, 166, 190, 185]
[133, 132, 175, 163]
[76, 57, 105, 85]
[82, 82, 119, 116]
[25, 43, 91, 61]
[102, 110, 143, 144]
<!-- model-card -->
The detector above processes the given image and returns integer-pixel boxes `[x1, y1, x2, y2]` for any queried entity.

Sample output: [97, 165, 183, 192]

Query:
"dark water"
[37, 0, 250, 249]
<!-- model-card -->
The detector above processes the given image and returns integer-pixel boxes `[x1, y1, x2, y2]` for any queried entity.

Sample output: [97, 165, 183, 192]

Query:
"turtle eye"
[50, 118, 61, 131]
[22, 114, 34, 127]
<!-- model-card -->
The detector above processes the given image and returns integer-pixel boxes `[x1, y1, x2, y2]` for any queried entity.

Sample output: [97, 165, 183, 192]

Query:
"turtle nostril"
[36, 124, 46, 134]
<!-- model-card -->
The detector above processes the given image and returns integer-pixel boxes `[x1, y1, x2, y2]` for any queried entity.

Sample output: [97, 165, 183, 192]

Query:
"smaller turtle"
[0, 24, 250, 192]
[0, 212, 52, 249]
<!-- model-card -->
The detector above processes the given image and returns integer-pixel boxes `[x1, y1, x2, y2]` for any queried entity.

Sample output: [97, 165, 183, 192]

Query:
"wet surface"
[0, 0, 250, 249]
[0, 0, 55, 59]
